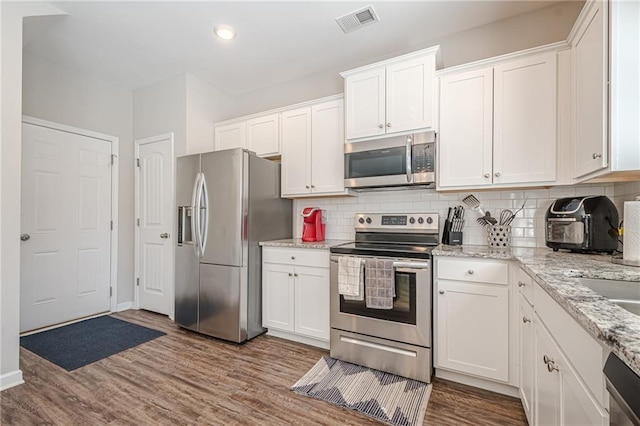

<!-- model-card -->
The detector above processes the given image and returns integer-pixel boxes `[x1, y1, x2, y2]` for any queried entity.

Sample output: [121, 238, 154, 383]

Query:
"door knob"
[160, 233, 170, 239]
[20, 234, 30, 241]
[494, 172, 501, 177]
[439, 290, 445, 295]
[468, 269, 474, 275]
[518, 281, 525, 287]
[378, 124, 384, 129]
[386, 123, 391, 127]
[484, 173, 491, 178]
[522, 317, 531, 323]
[592, 153, 602, 159]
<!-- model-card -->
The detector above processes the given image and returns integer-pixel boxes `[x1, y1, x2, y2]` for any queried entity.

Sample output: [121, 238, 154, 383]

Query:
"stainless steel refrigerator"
[175, 148, 292, 342]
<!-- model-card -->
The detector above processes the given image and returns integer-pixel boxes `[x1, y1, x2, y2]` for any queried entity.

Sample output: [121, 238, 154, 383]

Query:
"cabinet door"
[310, 99, 345, 195]
[294, 266, 330, 341]
[435, 280, 509, 382]
[493, 52, 557, 185]
[534, 316, 562, 426]
[246, 113, 280, 157]
[344, 68, 386, 140]
[519, 294, 535, 425]
[215, 122, 246, 151]
[386, 55, 435, 134]
[561, 356, 608, 426]
[438, 68, 494, 188]
[281, 107, 312, 196]
[572, 1, 608, 178]
[262, 262, 294, 332]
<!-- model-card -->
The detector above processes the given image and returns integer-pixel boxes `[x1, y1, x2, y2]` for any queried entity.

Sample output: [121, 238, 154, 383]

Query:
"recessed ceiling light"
[214, 25, 236, 40]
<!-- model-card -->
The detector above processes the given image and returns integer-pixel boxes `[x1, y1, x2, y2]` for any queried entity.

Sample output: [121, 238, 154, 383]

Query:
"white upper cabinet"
[438, 67, 494, 188]
[281, 97, 347, 198]
[246, 113, 280, 157]
[493, 53, 557, 185]
[342, 47, 440, 141]
[214, 121, 245, 151]
[570, 0, 608, 178]
[438, 50, 558, 190]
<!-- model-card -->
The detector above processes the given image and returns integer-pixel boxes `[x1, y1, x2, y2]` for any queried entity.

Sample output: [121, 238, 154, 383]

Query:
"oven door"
[329, 256, 431, 347]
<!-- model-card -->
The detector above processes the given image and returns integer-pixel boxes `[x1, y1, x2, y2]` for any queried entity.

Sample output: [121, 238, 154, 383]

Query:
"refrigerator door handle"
[199, 173, 209, 256]
[191, 173, 201, 257]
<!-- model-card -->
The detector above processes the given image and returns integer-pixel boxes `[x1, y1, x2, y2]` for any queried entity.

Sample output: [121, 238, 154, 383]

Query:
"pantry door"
[135, 134, 174, 317]
[20, 121, 115, 332]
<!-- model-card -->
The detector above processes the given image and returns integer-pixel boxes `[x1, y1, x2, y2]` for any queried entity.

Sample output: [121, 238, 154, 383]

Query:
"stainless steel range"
[329, 212, 439, 383]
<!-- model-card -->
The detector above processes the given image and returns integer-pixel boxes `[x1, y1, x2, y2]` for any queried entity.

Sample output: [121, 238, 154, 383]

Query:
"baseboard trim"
[0, 370, 24, 391]
[266, 329, 329, 350]
[117, 302, 133, 312]
[435, 368, 520, 398]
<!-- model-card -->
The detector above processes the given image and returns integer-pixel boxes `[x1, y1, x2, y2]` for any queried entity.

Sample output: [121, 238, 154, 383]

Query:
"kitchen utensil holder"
[487, 225, 511, 249]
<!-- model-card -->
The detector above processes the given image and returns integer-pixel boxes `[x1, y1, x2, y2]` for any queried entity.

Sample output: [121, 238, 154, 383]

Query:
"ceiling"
[24, 1, 564, 96]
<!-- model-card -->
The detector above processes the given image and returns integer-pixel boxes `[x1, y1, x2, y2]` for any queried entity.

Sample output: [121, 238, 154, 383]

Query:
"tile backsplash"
[292, 184, 616, 248]
[613, 180, 640, 218]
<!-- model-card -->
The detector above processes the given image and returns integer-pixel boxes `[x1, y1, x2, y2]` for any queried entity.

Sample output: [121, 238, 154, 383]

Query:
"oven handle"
[331, 257, 430, 271]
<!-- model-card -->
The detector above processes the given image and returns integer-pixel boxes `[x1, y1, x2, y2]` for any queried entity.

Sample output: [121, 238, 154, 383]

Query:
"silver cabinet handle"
[495, 172, 501, 177]
[547, 361, 559, 373]
[20, 234, 30, 241]
[484, 173, 491, 178]
[592, 153, 602, 159]
[543, 355, 553, 364]
[439, 290, 445, 295]
[160, 233, 170, 239]
[386, 123, 391, 127]
[291, 256, 296, 260]
[288, 273, 293, 277]
[378, 124, 384, 129]
[518, 281, 525, 287]
[522, 317, 531, 323]
[294, 273, 298, 277]
[468, 269, 474, 275]
[305, 185, 310, 189]
[311, 185, 315, 188]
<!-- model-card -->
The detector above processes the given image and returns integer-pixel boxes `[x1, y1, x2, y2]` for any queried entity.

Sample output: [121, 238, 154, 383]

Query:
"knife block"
[442, 220, 463, 246]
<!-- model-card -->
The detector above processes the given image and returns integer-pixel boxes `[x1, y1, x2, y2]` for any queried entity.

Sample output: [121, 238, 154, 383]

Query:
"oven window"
[339, 271, 416, 324]
[345, 146, 407, 178]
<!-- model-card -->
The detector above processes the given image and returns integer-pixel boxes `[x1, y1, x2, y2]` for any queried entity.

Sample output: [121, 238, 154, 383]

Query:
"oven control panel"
[355, 213, 439, 232]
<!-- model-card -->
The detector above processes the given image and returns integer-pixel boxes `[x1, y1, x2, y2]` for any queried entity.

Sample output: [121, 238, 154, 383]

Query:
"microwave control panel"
[412, 143, 435, 173]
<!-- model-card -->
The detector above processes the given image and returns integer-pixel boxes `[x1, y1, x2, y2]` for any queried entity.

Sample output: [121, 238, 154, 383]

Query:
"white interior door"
[136, 134, 174, 316]
[20, 122, 112, 332]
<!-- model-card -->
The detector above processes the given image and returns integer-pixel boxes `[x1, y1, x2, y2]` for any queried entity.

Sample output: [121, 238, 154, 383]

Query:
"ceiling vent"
[335, 5, 380, 34]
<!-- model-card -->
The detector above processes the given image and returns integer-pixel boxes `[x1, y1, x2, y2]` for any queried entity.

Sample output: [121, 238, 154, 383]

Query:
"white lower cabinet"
[262, 247, 330, 348]
[519, 293, 535, 425]
[434, 257, 511, 385]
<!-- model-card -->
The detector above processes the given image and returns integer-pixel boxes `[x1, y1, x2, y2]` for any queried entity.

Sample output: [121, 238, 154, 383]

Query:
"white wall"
[22, 52, 135, 306]
[0, 0, 66, 392]
[228, 1, 583, 118]
[293, 184, 614, 248]
[133, 74, 187, 155]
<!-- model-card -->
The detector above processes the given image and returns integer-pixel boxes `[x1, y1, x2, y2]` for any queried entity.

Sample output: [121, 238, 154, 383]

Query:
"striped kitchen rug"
[292, 356, 432, 426]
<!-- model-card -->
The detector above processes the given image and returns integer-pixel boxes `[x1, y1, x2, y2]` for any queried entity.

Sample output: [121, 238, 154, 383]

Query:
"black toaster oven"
[545, 196, 619, 253]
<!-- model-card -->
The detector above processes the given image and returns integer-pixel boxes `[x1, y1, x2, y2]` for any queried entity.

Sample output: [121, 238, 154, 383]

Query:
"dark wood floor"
[1, 310, 526, 425]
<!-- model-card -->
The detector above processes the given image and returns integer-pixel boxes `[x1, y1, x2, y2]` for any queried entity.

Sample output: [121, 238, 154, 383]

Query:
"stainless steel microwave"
[344, 132, 436, 189]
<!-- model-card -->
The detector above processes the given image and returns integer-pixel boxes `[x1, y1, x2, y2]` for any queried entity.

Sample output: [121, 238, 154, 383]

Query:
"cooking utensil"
[499, 209, 514, 226]
[484, 212, 497, 225]
[462, 194, 481, 210]
[504, 197, 528, 226]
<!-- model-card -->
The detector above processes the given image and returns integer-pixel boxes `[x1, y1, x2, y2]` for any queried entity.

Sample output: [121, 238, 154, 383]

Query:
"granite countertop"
[433, 244, 640, 377]
[259, 238, 351, 250]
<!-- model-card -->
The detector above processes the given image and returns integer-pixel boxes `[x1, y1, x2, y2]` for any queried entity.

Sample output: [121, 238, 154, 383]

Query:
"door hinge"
[110, 287, 113, 297]
[110, 220, 113, 230]
[137, 218, 140, 226]
[136, 158, 140, 168]
[136, 277, 140, 286]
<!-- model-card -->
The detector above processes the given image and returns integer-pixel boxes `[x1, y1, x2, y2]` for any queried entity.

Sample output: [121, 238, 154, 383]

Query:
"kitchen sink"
[576, 278, 640, 316]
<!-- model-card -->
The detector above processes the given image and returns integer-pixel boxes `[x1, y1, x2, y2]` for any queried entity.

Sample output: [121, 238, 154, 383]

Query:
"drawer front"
[517, 267, 534, 304]
[262, 246, 329, 268]
[533, 282, 607, 407]
[436, 257, 509, 285]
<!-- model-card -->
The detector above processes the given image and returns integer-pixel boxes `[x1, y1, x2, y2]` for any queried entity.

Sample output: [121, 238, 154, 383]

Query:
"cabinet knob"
[518, 281, 525, 287]
[291, 256, 296, 260]
[547, 361, 559, 373]
[467, 269, 474, 275]
[294, 273, 298, 277]
[160, 233, 170, 239]
[592, 153, 602, 159]
[20, 234, 31, 241]
[305, 185, 310, 189]
[288, 273, 293, 277]
[386, 123, 391, 127]
[378, 124, 384, 129]
[543, 355, 553, 365]
[311, 185, 315, 188]
[494, 172, 501, 177]
[484, 173, 491, 178]
[522, 317, 531, 323]
[439, 290, 445, 295]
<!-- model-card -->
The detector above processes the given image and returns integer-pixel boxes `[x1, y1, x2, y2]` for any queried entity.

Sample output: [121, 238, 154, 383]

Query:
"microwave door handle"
[406, 136, 413, 183]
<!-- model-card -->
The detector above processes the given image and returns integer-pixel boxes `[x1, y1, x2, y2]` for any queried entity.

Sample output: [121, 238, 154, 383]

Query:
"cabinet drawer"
[533, 282, 607, 407]
[517, 267, 534, 304]
[262, 246, 329, 268]
[437, 258, 509, 285]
